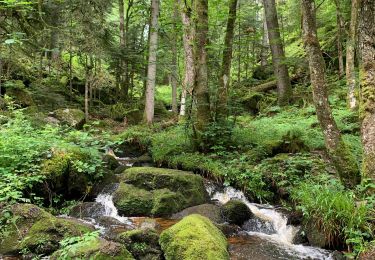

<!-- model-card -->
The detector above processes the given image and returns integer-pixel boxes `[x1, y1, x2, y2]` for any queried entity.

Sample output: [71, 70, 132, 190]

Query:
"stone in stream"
[113, 167, 209, 217]
[171, 203, 224, 223]
[221, 200, 253, 225]
[159, 214, 229, 260]
[70, 202, 106, 219]
[51, 238, 134, 260]
[0, 204, 94, 256]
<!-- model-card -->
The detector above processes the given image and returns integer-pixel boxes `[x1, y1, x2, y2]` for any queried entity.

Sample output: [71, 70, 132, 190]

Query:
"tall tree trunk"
[346, 0, 360, 110]
[178, 0, 195, 117]
[119, 0, 129, 99]
[260, 17, 269, 67]
[144, 0, 160, 124]
[217, 0, 238, 120]
[358, 0, 375, 183]
[301, 0, 360, 188]
[171, 5, 179, 115]
[263, 0, 292, 105]
[193, 0, 211, 150]
[333, 0, 345, 78]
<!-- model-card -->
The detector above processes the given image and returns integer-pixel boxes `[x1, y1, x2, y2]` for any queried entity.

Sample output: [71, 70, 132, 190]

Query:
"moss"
[152, 189, 185, 217]
[113, 183, 153, 216]
[118, 229, 161, 259]
[221, 200, 253, 225]
[159, 214, 229, 260]
[53, 108, 85, 129]
[6, 87, 34, 107]
[20, 217, 94, 255]
[51, 238, 134, 260]
[103, 154, 120, 170]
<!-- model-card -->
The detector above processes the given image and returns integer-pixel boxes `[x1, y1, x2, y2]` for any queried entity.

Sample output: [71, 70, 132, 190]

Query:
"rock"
[292, 228, 308, 245]
[0, 96, 6, 109]
[103, 154, 120, 170]
[20, 217, 94, 255]
[286, 211, 303, 226]
[137, 218, 161, 231]
[132, 153, 153, 167]
[171, 204, 224, 223]
[51, 238, 134, 260]
[222, 200, 253, 226]
[359, 241, 375, 260]
[242, 217, 276, 235]
[44, 116, 61, 125]
[114, 165, 130, 174]
[118, 228, 162, 260]
[160, 214, 229, 260]
[216, 224, 241, 237]
[0, 204, 51, 255]
[304, 219, 330, 248]
[6, 86, 34, 107]
[53, 108, 85, 129]
[113, 167, 208, 217]
[70, 202, 106, 219]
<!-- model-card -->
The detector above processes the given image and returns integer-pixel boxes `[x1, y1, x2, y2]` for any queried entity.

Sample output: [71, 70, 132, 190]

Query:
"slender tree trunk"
[301, 0, 360, 188]
[193, 0, 211, 150]
[144, 0, 160, 124]
[85, 71, 90, 122]
[346, 0, 360, 110]
[178, 0, 195, 117]
[333, 0, 345, 78]
[171, 5, 179, 115]
[358, 0, 375, 183]
[263, 0, 292, 105]
[237, 0, 241, 83]
[260, 17, 269, 67]
[217, 0, 238, 120]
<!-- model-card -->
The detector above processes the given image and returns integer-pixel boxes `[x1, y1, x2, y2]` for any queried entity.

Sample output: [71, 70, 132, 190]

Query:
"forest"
[0, 0, 374, 259]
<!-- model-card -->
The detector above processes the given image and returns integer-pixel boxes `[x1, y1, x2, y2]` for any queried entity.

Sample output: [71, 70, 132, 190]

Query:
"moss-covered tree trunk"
[193, 0, 211, 150]
[178, 0, 195, 117]
[358, 0, 375, 183]
[171, 4, 179, 115]
[346, 0, 360, 110]
[216, 0, 238, 121]
[144, 0, 160, 125]
[263, 0, 292, 106]
[333, 0, 345, 78]
[301, 0, 360, 188]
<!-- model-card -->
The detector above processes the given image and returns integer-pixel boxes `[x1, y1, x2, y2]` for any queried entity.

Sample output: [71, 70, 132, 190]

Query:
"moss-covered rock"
[221, 200, 253, 226]
[6, 86, 34, 107]
[0, 204, 51, 255]
[159, 214, 229, 260]
[171, 204, 224, 224]
[113, 167, 209, 217]
[53, 108, 85, 129]
[118, 229, 162, 260]
[51, 238, 134, 260]
[103, 154, 120, 170]
[20, 217, 94, 255]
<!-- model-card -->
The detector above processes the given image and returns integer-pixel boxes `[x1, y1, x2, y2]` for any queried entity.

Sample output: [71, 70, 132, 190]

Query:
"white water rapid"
[207, 184, 335, 260]
[95, 193, 131, 225]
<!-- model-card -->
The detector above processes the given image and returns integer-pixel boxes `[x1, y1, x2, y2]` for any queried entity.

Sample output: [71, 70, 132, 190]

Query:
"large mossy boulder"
[171, 204, 224, 224]
[51, 238, 134, 260]
[53, 108, 85, 129]
[221, 200, 253, 226]
[113, 167, 208, 217]
[118, 228, 162, 260]
[159, 214, 229, 260]
[5, 86, 34, 107]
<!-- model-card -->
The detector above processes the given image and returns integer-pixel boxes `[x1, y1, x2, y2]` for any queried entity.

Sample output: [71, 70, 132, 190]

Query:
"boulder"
[171, 204, 224, 223]
[113, 167, 208, 217]
[304, 219, 330, 248]
[103, 154, 120, 171]
[70, 202, 106, 220]
[53, 108, 85, 129]
[51, 238, 134, 260]
[6, 86, 34, 107]
[222, 200, 253, 226]
[159, 214, 229, 260]
[118, 229, 162, 260]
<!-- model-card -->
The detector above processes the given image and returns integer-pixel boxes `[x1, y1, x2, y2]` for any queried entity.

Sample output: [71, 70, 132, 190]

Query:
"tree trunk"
[193, 0, 211, 150]
[144, 0, 160, 124]
[178, 0, 195, 117]
[301, 0, 360, 188]
[358, 0, 375, 183]
[333, 0, 345, 78]
[171, 5, 179, 115]
[260, 17, 269, 67]
[217, 0, 238, 120]
[263, 0, 292, 105]
[346, 0, 360, 110]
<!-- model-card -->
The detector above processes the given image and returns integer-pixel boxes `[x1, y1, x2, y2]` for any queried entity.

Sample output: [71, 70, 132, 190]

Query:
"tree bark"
[346, 0, 360, 110]
[193, 0, 211, 150]
[301, 0, 360, 188]
[263, 0, 292, 105]
[217, 0, 238, 120]
[358, 0, 375, 183]
[144, 0, 160, 124]
[177, 0, 195, 117]
[260, 17, 269, 67]
[333, 0, 345, 78]
[171, 5, 179, 115]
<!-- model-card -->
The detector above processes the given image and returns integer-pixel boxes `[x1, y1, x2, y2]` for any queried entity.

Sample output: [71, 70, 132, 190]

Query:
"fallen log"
[251, 75, 300, 92]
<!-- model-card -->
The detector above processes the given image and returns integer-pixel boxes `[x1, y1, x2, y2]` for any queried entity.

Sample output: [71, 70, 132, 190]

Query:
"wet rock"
[171, 204, 224, 223]
[96, 216, 126, 228]
[113, 167, 209, 217]
[137, 218, 161, 230]
[52, 108, 85, 129]
[292, 228, 308, 245]
[304, 219, 330, 248]
[222, 200, 253, 226]
[51, 238, 134, 260]
[114, 165, 129, 174]
[242, 217, 276, 235]
[132, 153, 153, 167]
[118, 228, 162, 260]
[160, 214, 229, 260]
[216, 223, 242, 237]
[70, 202, 106, 219]
[103, 154, 120, 170]
[286, 211, 303, 226]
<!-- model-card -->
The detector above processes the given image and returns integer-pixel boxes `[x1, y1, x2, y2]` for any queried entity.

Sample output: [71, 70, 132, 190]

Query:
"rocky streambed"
[0, 158, 343, 260]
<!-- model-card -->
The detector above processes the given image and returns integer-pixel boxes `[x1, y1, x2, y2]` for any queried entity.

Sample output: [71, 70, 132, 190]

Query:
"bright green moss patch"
[159, 214, 229, 260]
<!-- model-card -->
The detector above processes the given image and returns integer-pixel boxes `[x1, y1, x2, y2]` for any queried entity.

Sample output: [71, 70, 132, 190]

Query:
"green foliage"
[58, 231, 100, 259]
